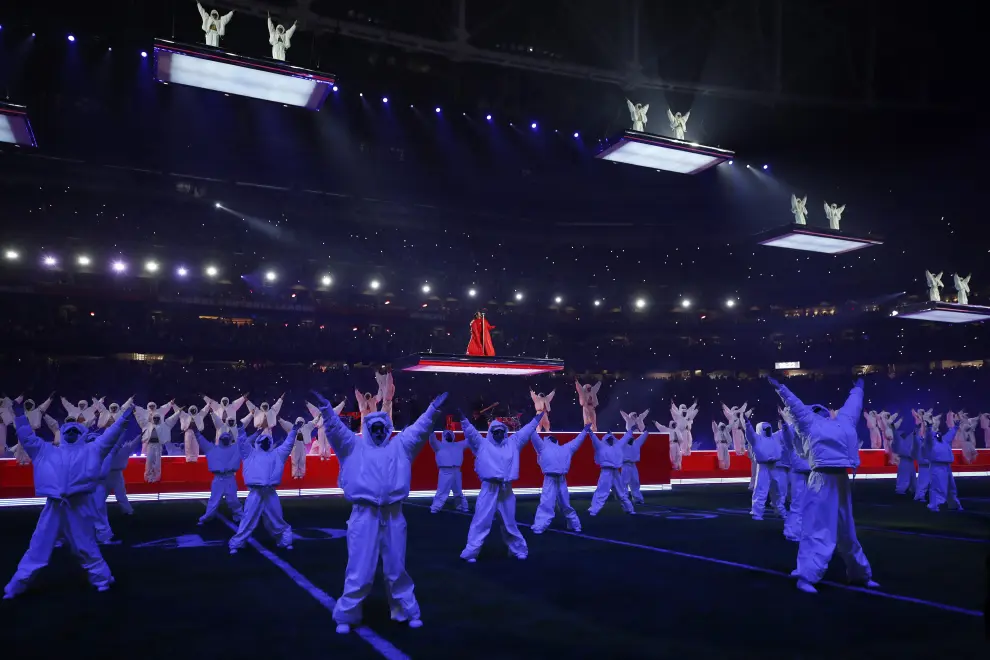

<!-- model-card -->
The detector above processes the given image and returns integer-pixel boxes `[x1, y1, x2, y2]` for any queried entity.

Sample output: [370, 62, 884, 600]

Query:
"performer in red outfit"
[466, 312, 496, 356]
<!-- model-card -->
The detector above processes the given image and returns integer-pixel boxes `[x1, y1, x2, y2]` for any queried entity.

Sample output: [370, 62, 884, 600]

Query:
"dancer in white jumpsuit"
[779, 412, 808, 542]
[101, 433, 141, 516]
[196, 426, 244, 524]
[267, 15, 297, 62]
[198, 3, 233, 48]
[769, 376, 877, 594]
[458, 411, 545, 562]
[926, 422, 963, 512]
[311, 390, 445, 634]
[279, 417, 317, 480]
[4, 403, 134, 598]
[621, 429, 650, 504]
[892, 424, 918, 495]
[91, 427, 137, 545]
[588, 431, 636, 516]
[531, 425, 591, 533]
[430, 430, 469, 513]
[228, 421, 299, 553]
[745, 420, 785, 520]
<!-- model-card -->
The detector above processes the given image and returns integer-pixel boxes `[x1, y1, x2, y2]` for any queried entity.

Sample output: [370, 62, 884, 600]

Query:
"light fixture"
[728, 160, 734, 165]
[111, 261, 127, 273]
[635, 298, 646, 309]
[67, 35, 75, 42]
[214, 202, 221, 208]
[467, 288, 477, 297]
[531, 122, 537, 129]
[77, 255, 91, 266]
[762, 164, 769, 170]
[421, 284, 431, 294]
[554, 296, 563, 304]
[43, 255, 57, 267]
[321, 275, 332, 286]
[332, 85, 338, 92]
[145, 260, 159, 273]
[205, 265, 218, 278]
[486, 114, 492, 121]
[4, 249, 19, 261]
[264, 271, 277, 282]
[435, 107, 441, 113]
[573, 132, 579, 138]
[681, 299, 691, 308]
[515, 292, 524, 301]
[370, 279, 380, 290]
[176, 266, 188, 277]
[726, 298, 736, 308]
[359, 92, 363, 97]
[382, 97, 388, 103]
[593, 299, 601, 307]
[140, 51, 147, 58]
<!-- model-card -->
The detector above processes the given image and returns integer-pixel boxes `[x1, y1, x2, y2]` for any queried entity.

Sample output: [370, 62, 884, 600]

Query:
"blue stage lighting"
[530, 122, 537, 129]
[141, 51, 147, 58]
[332, 85, 338, 92]
[382, 97, 388, 103]
[573, 132, 579, 138]
[435, 107, 441, 113]
[763, 164, 769, 170]
[67, 35, 75, 42]
[486, 114, 492, 121]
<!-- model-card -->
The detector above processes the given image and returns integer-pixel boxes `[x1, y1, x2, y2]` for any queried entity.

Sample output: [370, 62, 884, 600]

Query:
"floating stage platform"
[757, 223, 883, 255]
[0, 103, 37, 148]
[892, 300, 990, 324]
[395, 353, 564, 376]
[595, 130, 733, 175]
[152, 39, 335, 110]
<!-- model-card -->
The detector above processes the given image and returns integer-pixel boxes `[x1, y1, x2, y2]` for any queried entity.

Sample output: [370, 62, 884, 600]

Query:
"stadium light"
[370, 279, 380, 290]
[42, 255, 57, 267]
[635, 298, 646, 309]
[515, 292, 524, 301]
[145, 260, 159, 273]
[421, 284, 431, 294]
[111, 261, 127, 273]
[726, 298, 736, 308]
[321, 275, 332, 286]
[176, 266, 188, 277]
[4, 250, 18, 261]
[554, 296, 563, 304]
[681, 299, 691, 308]
[264, 271, 277, 282]
[77, 255, 91, 266]
[467, 288, 477, 297]
[205, 265, 218, 278]
[593, 299, 602, 307]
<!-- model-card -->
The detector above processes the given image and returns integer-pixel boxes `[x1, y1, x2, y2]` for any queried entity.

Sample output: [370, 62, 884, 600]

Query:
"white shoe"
[97, 584, 111, 593]
[408, 619, 423, 629]
[796, 579, 818, 594]
[465, 557, 477, 564]
[336, 624, 351, 634]
[197, 521, 205, 526]
[430, 509, 439, 514]
[229, 548, 238, 555]
[532, 527, 544, 535]
[859, 579, 880, 589]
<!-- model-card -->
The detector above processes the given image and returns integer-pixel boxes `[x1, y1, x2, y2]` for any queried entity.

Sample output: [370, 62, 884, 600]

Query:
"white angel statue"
[925, 270, 943, 302]
[667, 109, 690, 140]
[626, 99, 649, 132]
[790, 194, 808, 225]
[823, 202, 845, 230]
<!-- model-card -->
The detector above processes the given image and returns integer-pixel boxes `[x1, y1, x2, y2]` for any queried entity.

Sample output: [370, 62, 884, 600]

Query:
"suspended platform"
[595, 130, 733, 175]
[152, 39, 335, 110]
[395, 353, 564, 376]
[892, 301, 990, 324]
[757, 223, 883, 255]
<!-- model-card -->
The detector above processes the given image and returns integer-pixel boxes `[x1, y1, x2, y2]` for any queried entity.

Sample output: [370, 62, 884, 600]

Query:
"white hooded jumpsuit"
[102, 436, 141, 516]
[430, 431, 469, 513]
[776, 382, 873, 588]
[207, 395, 247, 440]
[198, 3, 233, 48]
[780, 422, 809, 542]
[180, 407, 208, 462]
[927, 427, 962, 511]
[892, 429, 918, 495]
[228, 427, 295, 552]
[913, 430, 931, 502]
[459, 413, 545, 561]
[197, 430, 244, 524]
[575, 380, 601, 432]
[280, 418, 316, 479]
[322, 405, 440, 626]
[4, 410, 132, 598]
[268, 18, 297, 62]
[589, 431, 636, 516]
[140, 409, 181, 483]
[746, 421, 785, 519]
[621, 431, 650, 504]
[531, 429, 589, 533]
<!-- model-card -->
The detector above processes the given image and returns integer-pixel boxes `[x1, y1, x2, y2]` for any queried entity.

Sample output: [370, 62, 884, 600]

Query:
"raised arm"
[196, 430, 215, 453]
[95, 407, 135, 457]
[306, 401, 322, 420]
[633, 430, 650, 449]
[267, 15, 275, 37]
[197, 3, 207, 21]
[835, 380, 865, 426]
[575, 380, 586, 406]
[459, 414, 484, 452]
[616, 429, 634, 447]
[312, 391, 357, 458]
[529, 428, 545, 454]
[165, 408, 182, 429]
[276, 422, 301, 461]
[221, 11, 233, 26]
[567, 425, 592, 454]
[278, 418, 293, 434]
[285, 21, 297, 40]
[271, 396, 284, 418]
[398, 394, 446, 457]
[514, 412, 545, 449]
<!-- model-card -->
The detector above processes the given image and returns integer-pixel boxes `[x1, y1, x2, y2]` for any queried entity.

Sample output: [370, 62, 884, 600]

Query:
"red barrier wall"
[672, 448, 990, 480]
[0, 431, 672, 498]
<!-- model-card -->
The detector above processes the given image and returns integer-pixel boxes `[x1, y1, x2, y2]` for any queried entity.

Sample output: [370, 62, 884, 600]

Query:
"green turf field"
[3, 479, 987, 659]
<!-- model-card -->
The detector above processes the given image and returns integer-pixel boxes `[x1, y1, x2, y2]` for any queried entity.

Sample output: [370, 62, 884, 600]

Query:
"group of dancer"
[0, 372, 973, 630]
